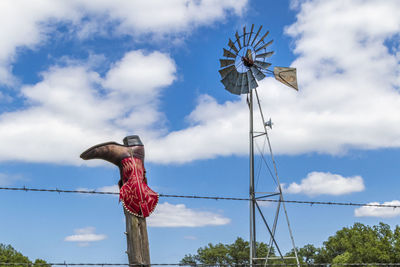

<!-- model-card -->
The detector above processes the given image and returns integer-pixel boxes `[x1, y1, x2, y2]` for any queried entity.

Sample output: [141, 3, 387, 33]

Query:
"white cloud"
[0, 0, 246, 86]
[354, 200, 400, 218]
[0, 173, 24, 186]
[64, 227, 107, 245]
[283, 172, 365, 196]
[147, 202, 230, 227]
[0, 50, 176, 164]
[97, 185, 119, 194]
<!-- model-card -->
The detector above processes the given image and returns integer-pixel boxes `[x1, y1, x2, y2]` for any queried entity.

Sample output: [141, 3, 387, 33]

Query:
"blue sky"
[1, 0, 400, 264]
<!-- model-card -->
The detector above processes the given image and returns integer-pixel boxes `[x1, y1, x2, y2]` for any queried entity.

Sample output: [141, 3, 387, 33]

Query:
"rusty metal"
[251, 25, 263, 46]
[273, 67, 298, 91]
[219, 59, 235, 68]
[235, 31, 242, 49]
[228, 39, 239, 54]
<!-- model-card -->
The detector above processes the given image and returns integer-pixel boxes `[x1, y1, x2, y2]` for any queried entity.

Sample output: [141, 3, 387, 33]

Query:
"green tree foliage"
[296, 222, 400, 264]
[0, 244, 49, 267]
[182, 223, 400, 266]
[180, 237, 274, 266]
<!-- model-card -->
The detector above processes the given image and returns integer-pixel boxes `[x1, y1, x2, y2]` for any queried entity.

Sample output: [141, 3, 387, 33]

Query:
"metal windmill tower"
[218, 25, 300, 266]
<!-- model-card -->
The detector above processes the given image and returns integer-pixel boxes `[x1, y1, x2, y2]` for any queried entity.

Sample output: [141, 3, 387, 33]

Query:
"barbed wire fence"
[0, 186, 399, 209]
[2, 262, 400, 266]
[2, 186, 399, 266]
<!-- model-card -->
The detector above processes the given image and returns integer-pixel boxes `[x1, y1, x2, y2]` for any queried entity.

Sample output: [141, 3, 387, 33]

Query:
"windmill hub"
[242, 56, 254, 68]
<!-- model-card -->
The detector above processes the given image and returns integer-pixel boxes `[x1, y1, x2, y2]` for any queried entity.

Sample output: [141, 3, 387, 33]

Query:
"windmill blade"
[254, 60, 271, 70]
[273, 67, 298, 91]
[251, 25, 263, 46]
[223, 48, 236, 59]
[219, 59, 235, 68]
[240, 71, 249, 94]
[229, 74, 243, 95]
[234, 72, 245, 94]
[243, 26, 247, 46]
[250, 66, 266, 81]
[247, 24, 254, 47]
[235, 31, 242, 49]
[221, 69, 240, 95]
[228, 39, 239, 54]
[254, 31, 270, 50]
[255, 40, 273, 53]
[256, 51, 274, 59]
[219, 65, 236, 79]
[247, 70, 258, 90]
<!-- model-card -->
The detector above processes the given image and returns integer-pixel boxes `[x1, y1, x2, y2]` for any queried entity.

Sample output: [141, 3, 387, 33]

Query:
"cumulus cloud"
[0, 0, 246, 86]
[0, 50, 175, 164]
[354, 200, 400, 218]
[64, 227, 107, 246]
[147, 202, 231, 227]
[283, 172, 365, 196]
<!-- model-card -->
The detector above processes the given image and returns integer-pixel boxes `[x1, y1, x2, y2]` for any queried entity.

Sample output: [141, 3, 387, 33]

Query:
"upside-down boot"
[80, 135, 158, 217]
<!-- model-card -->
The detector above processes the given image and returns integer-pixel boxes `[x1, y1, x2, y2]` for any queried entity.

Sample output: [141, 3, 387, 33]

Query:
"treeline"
[181, 222, 400, 265]
[0, 244, 49, 267]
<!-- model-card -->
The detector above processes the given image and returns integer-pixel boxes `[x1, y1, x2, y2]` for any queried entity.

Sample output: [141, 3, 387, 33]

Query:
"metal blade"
[247, 70, 258, 90]
[256, 51, 274, 59]
[221, 68, 240, 95]
[247, 24, 254, 47]
[254, 31, 270, 49]
[273, 67, 298, 91]
[223, 48, 236, 59]
[241, 71, 249, 94]
[250, 66, 266, 81]
[219, 59, 235, 68]
[254, 60, 271, 69]
[219, 65, 236, 79]
[228, 39, 239, 54]
[235, 31, 242, 49]
[251, 25, 263, 46]
[243, 26, 247, 46]
[255, 40, 273, 53]
[234, 72, 245, 95]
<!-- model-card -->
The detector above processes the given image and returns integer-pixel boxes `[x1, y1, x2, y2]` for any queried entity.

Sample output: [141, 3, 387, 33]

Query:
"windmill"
[219, 25, 300, 266]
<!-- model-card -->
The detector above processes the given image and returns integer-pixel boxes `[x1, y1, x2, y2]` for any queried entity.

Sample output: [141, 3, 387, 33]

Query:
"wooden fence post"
[123, 136, 150, 266]
[124, 210, 150, 265]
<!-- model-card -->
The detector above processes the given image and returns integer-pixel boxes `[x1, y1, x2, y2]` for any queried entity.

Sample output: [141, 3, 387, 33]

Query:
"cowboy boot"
[80, 136, 158, 217]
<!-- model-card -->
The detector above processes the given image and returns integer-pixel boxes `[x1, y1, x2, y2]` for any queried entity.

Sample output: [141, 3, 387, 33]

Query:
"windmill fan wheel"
[219, 24, 274, 95]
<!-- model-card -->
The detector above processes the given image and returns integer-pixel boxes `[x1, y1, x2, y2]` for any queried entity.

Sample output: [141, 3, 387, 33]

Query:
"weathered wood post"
[123, 136, 150, 266]
[80, 135, 158, 266]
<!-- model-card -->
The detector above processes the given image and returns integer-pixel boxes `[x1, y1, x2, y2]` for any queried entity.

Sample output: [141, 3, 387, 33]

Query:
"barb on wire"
[0, 186, 399, 209]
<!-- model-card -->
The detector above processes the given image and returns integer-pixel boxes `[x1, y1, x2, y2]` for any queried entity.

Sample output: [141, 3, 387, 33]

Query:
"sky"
[1, 0, 400, 264]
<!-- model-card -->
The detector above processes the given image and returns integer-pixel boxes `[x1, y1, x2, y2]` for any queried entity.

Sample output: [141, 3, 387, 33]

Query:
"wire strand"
[0, 186, 399, 208]
[3, 263, 400, 266]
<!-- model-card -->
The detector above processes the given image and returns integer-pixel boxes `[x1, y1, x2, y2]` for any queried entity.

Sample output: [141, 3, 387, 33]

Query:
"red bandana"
[119, 157, 158, 217]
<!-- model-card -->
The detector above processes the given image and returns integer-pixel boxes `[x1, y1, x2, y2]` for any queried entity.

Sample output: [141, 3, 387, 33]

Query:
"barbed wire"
[0, 186, 399, 209]
[2, 263, 400, 266]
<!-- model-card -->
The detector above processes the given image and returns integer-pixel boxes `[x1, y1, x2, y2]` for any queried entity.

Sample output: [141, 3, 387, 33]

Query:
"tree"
[183, 223, 400, 266]
[292, 222, 400, 264]
[0, 244, 49, 267]
[180, 237, 275, 266]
